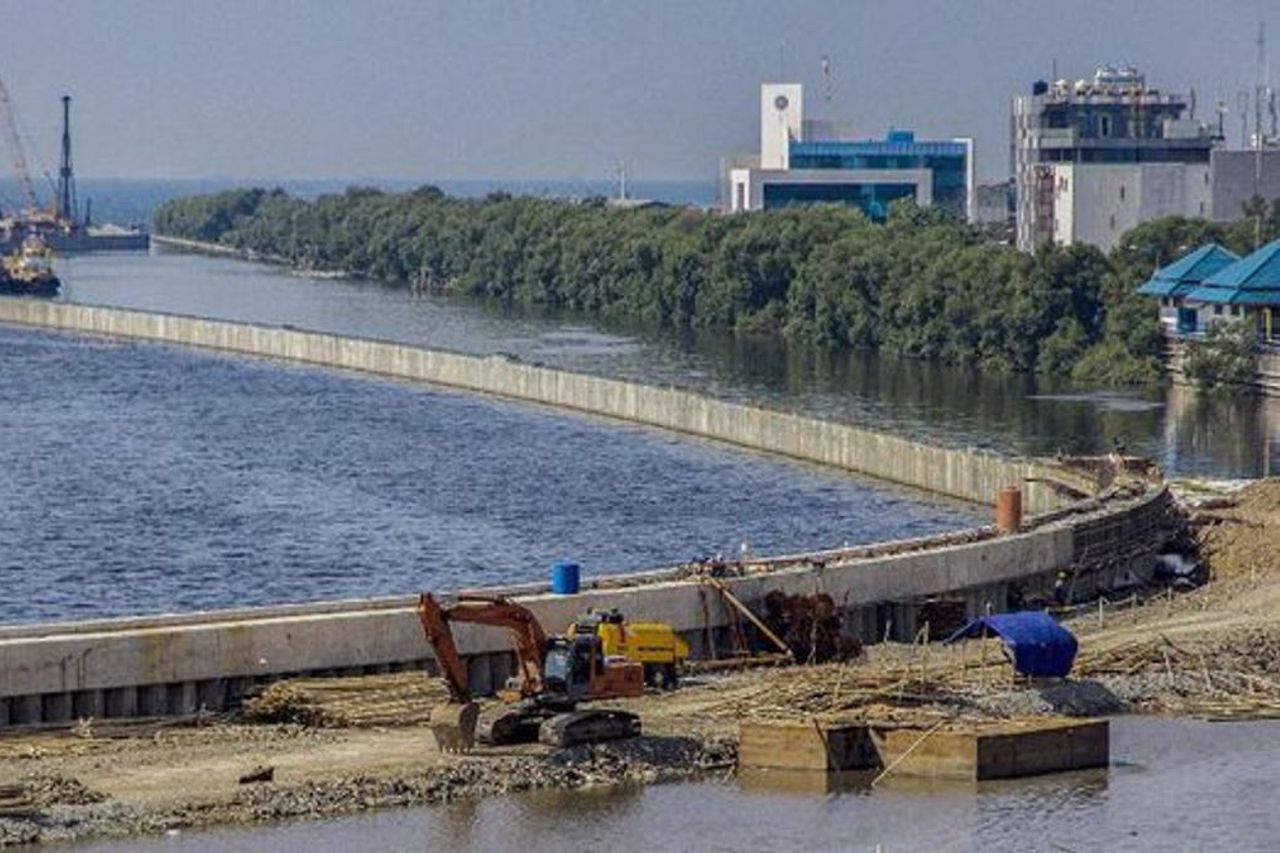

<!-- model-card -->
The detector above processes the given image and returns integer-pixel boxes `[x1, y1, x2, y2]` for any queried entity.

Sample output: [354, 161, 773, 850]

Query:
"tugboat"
[0, 234, 60, 296]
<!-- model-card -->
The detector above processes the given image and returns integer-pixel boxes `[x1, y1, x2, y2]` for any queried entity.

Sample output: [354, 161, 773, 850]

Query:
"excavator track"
[476, 706, 547, 746]
[538, 709, 641, 748]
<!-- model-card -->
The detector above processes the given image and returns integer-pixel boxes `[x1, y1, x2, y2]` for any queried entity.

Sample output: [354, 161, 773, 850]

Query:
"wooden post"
[701, 578, 793, 659]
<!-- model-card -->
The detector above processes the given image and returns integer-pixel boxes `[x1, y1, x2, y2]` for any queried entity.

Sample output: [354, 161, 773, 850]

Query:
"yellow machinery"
[568, 609, 690, 689]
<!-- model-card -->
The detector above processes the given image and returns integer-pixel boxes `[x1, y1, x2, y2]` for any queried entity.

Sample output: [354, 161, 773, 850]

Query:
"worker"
[1052, 571, 1069, 605]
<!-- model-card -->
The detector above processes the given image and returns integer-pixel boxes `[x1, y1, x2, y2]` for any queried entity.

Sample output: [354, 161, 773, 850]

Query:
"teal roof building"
[1137, 240, 1280, 343]
[1183, 239, 1280, 306]
[1135, 244, 1239, 299]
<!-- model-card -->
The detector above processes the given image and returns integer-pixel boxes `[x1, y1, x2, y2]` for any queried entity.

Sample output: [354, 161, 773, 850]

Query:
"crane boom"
[0, 75, 40, 211]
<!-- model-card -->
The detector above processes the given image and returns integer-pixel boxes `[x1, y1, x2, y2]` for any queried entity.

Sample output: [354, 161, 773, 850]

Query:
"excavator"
[416, 593, 644, 751]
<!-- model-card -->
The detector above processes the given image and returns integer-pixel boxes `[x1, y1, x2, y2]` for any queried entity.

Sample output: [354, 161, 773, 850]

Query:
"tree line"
[153, 187, 1280, 384]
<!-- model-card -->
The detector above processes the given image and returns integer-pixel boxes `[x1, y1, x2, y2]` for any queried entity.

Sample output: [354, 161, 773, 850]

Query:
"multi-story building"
[1012, 65, 1220, 252]
[723, 83, 975, 222]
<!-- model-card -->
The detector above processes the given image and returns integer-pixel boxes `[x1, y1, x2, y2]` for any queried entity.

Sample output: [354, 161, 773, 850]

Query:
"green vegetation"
[1183, 322, 1260, 392]
[153, 188, 1280, 384]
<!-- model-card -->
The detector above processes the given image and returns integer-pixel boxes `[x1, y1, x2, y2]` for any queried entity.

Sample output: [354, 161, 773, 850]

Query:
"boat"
[0, 234, 61, 296]
[0, 86, 149, 255]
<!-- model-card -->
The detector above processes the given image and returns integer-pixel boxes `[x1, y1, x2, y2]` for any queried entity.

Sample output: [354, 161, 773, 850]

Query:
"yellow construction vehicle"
[567, 609, 689, 689]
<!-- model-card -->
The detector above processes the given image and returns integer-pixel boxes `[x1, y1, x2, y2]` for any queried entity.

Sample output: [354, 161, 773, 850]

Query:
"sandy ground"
[2, 478, 1276, 846]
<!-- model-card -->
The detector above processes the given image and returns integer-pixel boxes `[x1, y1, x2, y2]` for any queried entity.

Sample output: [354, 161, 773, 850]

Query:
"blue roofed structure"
[1134, 243, 1239, 298]
[1183, 238, 1280, 306]
[945, 611, 1078, 679]
[1135, 239, 1280, 343]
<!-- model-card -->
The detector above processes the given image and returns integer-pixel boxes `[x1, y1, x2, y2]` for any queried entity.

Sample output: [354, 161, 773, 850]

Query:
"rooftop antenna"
[1252, 22, 1267, 249]
[615, 161, 628, 201]
[1189, 86, 1197, 120]
[1216, 95, 1228, 139]
[1238, 89, 1251, 147]
[1256, 21, 1267, 149]
[820, 54, 836, 103]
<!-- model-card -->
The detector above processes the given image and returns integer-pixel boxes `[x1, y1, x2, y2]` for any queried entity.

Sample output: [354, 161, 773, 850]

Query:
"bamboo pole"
[700, 577, 794, 659]
[871, 720, 947, 788]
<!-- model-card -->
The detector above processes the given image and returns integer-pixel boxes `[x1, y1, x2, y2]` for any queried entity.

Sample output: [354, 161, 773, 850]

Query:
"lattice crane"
[0, 73, 41, 212]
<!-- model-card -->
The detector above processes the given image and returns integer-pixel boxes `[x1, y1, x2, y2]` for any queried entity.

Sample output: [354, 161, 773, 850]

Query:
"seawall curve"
[0, 299, 1091, 511]
[0, 298, 1169, 726]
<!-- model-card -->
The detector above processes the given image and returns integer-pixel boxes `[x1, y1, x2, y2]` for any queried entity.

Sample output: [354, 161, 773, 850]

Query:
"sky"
[0, 0, 1275, 184]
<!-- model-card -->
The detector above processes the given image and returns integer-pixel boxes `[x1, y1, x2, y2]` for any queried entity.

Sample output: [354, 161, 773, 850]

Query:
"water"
[54, 248, 1280, 479]
[70, 718, 1280, 852]
[0, 325, 979, 625]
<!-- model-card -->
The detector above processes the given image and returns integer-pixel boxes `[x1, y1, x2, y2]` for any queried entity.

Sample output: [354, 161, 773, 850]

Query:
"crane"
[0, 73, 41, 213]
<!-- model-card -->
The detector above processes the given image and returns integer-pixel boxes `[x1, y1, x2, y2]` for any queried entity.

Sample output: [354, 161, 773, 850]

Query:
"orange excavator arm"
[416, 593, 549, 700]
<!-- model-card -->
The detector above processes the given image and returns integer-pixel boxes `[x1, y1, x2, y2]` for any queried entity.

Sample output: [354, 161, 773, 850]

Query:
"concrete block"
[167, 682, 198, 715]
[195, 679, 224, 711]
[137, 685, 168, 716]
[72, 690, 105, 719]
[466, 655, 494, 696]
[10, 694, 43, 725]
[42, 693, 73, 723]
[104, 687, 137, 718]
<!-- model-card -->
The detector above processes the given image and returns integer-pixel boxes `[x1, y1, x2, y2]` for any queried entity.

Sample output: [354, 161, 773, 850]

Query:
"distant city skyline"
[1, 0, 1274, 184]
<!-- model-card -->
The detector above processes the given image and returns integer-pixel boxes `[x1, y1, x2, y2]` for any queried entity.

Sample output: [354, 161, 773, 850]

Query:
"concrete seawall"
[0, 299, 1093, 510]
[0, 487, 1172, 726]
[0, 298, 1165, 727]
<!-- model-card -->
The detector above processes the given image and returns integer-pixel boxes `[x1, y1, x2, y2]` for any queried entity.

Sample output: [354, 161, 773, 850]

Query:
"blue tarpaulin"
[944, 612, 1078, 678]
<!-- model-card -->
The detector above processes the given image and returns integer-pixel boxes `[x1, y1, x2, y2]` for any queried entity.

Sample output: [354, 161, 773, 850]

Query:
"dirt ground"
[2, 478, 1277, 846]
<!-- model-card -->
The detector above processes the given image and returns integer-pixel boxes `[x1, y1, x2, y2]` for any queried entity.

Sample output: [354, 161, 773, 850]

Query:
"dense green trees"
[152, 188, 1280, 384]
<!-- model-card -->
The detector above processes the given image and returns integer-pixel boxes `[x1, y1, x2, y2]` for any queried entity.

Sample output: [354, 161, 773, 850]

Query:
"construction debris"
[762, 591, 862, 664]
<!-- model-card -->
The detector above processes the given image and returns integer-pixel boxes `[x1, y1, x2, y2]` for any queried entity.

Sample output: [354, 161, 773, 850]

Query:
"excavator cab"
[543, 635, 604, 700]
[543, 634, 644, 701]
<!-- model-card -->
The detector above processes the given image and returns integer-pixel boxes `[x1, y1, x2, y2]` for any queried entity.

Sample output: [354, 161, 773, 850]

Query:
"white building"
[724, 84, 975, 222]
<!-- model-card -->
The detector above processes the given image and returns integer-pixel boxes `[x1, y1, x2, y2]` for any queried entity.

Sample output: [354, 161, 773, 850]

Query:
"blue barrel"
[551, 561, 581, 595]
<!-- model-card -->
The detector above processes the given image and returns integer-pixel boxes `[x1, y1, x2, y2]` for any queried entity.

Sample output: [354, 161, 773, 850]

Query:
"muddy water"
[70, 718, 1280, 851]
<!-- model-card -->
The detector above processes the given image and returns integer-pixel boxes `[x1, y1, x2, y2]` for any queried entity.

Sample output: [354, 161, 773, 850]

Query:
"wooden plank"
[739, 720, 877, 771]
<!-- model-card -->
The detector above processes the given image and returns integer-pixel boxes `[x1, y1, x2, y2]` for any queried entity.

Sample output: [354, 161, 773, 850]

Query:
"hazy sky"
[1, 0, 1274, 183]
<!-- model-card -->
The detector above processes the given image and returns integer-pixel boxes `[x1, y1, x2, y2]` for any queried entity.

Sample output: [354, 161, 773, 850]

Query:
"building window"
[1231, 305, 1242, 317]
[1214, 305, 1224, 316]
[1100, 115, 1112, 137]
[1109, 214, 1116, 230]
[1119, 185, 1126, 202]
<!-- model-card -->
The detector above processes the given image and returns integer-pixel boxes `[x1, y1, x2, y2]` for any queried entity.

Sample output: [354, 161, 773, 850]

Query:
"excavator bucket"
[429, 701, 479, 753]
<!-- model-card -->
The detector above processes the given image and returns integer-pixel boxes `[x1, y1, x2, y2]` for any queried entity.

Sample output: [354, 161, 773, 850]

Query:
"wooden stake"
[871, 720, 947, 788]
